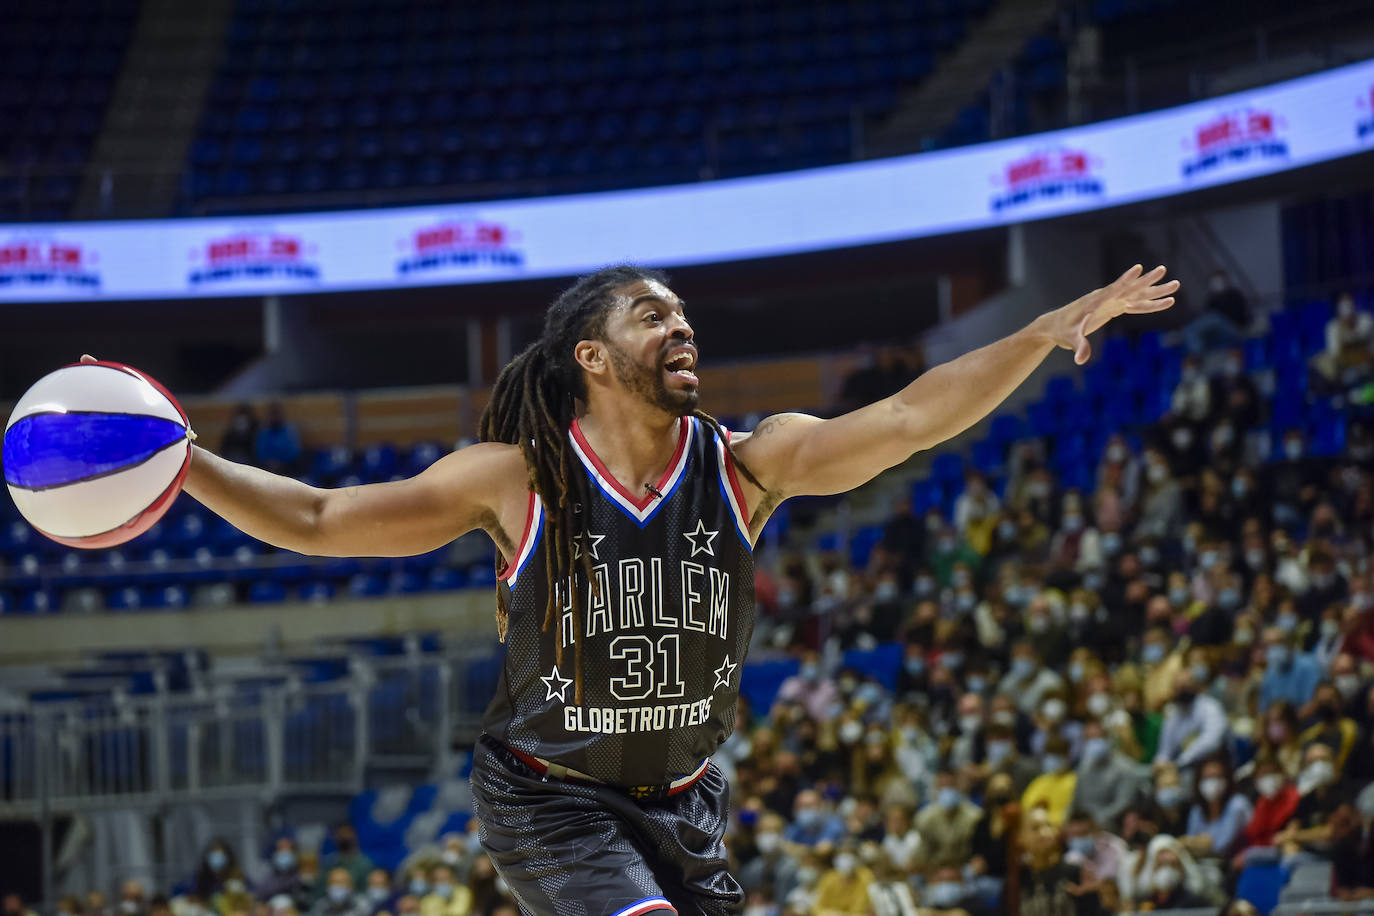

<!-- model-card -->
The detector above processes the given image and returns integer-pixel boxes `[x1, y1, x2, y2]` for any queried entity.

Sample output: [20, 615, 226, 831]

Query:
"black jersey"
[482, 415, 755, 788]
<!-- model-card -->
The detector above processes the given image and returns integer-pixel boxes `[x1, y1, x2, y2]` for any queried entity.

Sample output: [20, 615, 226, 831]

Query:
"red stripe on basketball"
[62, 360, 191, 427]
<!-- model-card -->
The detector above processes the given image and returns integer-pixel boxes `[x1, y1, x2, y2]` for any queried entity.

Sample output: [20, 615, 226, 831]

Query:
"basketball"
[3, 360, 194, 549]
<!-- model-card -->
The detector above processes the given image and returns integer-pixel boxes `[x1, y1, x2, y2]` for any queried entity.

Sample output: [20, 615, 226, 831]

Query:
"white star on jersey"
[573, 531, 606, 560]
[682, 519, 719, 557]
[713, 654, 737, 690]
[541, 665, 573, 702]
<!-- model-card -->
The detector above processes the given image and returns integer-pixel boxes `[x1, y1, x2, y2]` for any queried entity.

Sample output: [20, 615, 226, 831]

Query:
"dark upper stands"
[0, 2, 140, 222]
[181, 0, 994, 214]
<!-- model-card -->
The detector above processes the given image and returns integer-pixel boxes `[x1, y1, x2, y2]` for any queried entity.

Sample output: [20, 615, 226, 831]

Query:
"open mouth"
[664, 349, 699, 386]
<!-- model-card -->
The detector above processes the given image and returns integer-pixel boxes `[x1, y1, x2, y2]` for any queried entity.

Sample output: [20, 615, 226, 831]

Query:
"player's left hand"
[1043, 264, 1179, 365]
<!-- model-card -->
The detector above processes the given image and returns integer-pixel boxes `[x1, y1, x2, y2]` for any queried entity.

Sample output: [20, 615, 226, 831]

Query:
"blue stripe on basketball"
[3, 412, 187, 490]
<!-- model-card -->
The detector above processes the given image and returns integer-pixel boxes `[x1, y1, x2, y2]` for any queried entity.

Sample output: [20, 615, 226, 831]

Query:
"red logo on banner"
[396, 219, 524, 276]
[189, 232, 320, 286]
[990, 148, 1104, 213]
[0, 239, 101, 291]
[1181, 108, 1288, 178]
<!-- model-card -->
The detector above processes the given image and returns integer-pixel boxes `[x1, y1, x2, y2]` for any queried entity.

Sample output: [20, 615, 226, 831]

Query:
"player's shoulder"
[425, 441, 529, 492]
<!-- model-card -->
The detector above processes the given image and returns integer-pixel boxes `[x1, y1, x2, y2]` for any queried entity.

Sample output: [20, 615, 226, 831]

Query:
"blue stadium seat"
[249, 581, 288, 603]
[428, 567, 468, 591]
[348, 574, 388, 599]
[299, 581, 336, 603]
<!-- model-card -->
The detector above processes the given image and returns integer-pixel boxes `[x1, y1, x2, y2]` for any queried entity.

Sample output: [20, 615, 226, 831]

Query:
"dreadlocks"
[477, 265, 762, 703]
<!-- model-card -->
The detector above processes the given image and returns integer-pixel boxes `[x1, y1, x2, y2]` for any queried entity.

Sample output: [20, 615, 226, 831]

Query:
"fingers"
[80, 354, 97, 363]
[1124, 296, 1175, 314]
[1074, 314, 1092, 365]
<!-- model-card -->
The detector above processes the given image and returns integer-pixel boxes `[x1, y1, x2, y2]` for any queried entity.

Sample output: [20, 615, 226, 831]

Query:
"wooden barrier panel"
[181, 392, 347, 451]
[355, 386, 464, 447]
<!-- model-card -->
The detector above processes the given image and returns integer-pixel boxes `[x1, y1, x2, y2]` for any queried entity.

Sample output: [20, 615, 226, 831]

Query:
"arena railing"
[0, 650, 482, 819]
[1122, 902, 1374, 915]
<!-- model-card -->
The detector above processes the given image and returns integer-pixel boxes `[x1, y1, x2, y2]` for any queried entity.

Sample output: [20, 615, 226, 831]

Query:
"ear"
[573, 338, 606, 376]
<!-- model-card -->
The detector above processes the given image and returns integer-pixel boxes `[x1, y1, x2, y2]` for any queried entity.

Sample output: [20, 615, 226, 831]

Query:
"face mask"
[1062, 515, 1083, 533]
[856, 683, 883, 705]
[1224, 358, 1242, 377]
[1321, 620, 1341, 639]
[1107, 444, 1127, 462]
[1148, 463, 1168, 484]
[327, 887, 352, 904]
[121, 904, 140, 915]
[1172, 428, 1193, 449]
[938, 538, 956, 554]
[1235, 628, 1254, 646]
[1266, 645, 1291, 668]
[1200, 777, 1226, 801]
[1245, 547, 1264, 568]
[839, 720, 863, 745]
[207, 850, 227, 871]
[1153, 866, 1182, 894]
[440, 849, 460, 865]
[956, 592, 977, 612]
[1336, 673, 1362, 698]
[1277, 614, 1298, 634]
[1169, 587, 1190, 605]
[756, 832, 780, 855]
[1042, 754, 1065, 774]
[993, 709, 1016, 727]
[1068, 661, 1085, 682]
[959, 714, 981, 734]
[875, 581, 899, 601]
[1042, 698, 1067, 722]
[1214, 426, 1235, 448]
[967, 678, 986, 697]
[1156, 785, 1183, 807]
[1189, 664, 1211, 685]
[1267, 721, 1288, 742]
[1218, 589, 1240, 610]
[1140, 546, 1160, 566]
[1143, 644, 1166, 665]
[952, 569, 971, 587]
[927, 883, 964, 909]
[1182, 533, 1196, 554]
[833, 853, 856, 876]
[1257, 773, 1284, 798]
[1102, 532, 1122, 554]
[1285, 440, 1303, 460]
[839, 677, 857, 694]
[274, 850, 296, 871]
[1029, 616, 1050, 634]
[916, 577, 936, 596]
[904, 657, 925, 675]
[1199, 551, 1218, 570]
[368, 888, 389, 904]
[796, 808, 821, 828]
[933, 787, 961, 810]
[1082, 737, 1109, 764]
[1068, 836, 1096, 857]
[796, 866, 818, 886]
[999, 521, 1017, 539]
[409, 880, 428, 897]
[226, 880, 246, 895]
[1087, 693, 1111, 717]
[1012, 657, 1036, 679]
[986, 741, 1012, 765]
[1298, 760, 1334, 794]
[432, 884, 453, 901]
[942, 651, 965, 670]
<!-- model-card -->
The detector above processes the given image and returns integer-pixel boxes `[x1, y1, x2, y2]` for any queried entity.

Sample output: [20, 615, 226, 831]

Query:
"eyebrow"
[629, 294, 685, 312]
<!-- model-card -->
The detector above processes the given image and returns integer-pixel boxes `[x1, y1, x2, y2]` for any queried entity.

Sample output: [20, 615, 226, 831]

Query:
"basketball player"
[83, 262, 1175, 916]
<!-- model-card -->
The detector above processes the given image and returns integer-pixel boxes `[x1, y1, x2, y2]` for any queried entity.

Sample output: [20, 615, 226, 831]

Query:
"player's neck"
[576, 400, 683, 491]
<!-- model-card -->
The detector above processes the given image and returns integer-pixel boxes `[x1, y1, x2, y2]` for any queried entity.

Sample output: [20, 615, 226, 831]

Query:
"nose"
[668, 313, 694, 341]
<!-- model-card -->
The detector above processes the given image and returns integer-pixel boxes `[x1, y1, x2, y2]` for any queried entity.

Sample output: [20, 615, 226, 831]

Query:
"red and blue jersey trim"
[715, 428, 752, 548]
[609, 897, 675, 916]
[568, 415, 694, 527]
[497, 491, 544, 586]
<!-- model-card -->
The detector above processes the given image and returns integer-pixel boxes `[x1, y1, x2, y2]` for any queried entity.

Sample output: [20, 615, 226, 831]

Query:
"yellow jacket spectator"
[1021, 738, 1078, 826]
[418, 868, 470, 916]
[812, 851, 872, 916]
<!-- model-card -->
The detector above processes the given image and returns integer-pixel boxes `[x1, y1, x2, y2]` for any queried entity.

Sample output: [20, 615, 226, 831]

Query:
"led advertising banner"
[2, 59, 1372, 302]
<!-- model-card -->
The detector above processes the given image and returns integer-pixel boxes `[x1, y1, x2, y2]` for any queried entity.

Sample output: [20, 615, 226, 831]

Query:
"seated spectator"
[1183, 757, 1253, 859]
[1259, 628, 1321, 712]
[1144, 762, 1191, 838]
[195, 839, 238, 900]
[1017, 814, 1102, 916]
[1312, 291, 1374, 386]
[914, 770, 983, 870]
[256, 401, 304, 474]
[981, 722, 1039, 795]
[919, 866, 976, 915]
[1072, 721, 1147, 832]
[1253, 701, 1305, 780]
[1274, 742, 1352, 860]
[257, 836, 305, 902]
[1329, 794, 1374, 901]
[1183, 268, 1249, 353]
[997, 641, 1065, 717]
[879, 805, 921, 873]
[954, 471, 1000, 552]
[295, 852, 324, 911]
[1300, 680, 1361, 770]
[1331, 651, 1370, 715]
[969, 773, 1017, 884]
[310, 871, 367, 916]
[811, 846, 871, 914]
[1062, 810, 1129, 887]
[417, 866, 470, 916]
[1021, 737, 1078, 826]
[775, 651, 840, 723]
[785, 789, 846, 847]
[1154, 669, 1230, 770]
[1137, 843, 1211, 910]
[1237, 758, 1301, 863]
[220, 404, 260, 465]
[361, 871, 392, 915]
[741, 811, 801, 899]
[1215, 346, 1261, 430]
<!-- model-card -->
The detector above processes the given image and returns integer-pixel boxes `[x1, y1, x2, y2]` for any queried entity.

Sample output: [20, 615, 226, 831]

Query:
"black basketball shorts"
[470, 735, 745, 916]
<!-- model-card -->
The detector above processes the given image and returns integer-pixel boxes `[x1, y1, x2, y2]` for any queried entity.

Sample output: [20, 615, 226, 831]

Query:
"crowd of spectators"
[716, 342, 1374, 914]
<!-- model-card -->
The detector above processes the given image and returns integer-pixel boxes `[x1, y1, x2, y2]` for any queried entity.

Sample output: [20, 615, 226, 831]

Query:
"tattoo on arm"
[752, 414, 796, 438]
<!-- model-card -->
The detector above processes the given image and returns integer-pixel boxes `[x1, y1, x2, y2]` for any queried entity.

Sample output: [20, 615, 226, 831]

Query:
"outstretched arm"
[733, 265, 1177, 501]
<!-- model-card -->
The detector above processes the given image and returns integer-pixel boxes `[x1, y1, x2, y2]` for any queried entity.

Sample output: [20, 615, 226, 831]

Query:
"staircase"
[868, 0, 1062, 157]
[72, 0, 232, 219]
